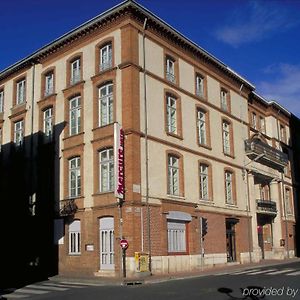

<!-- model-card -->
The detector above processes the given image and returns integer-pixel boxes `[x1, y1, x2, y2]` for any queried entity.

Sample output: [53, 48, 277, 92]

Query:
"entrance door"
[257, 225, 265, 259]
[226, 221, 236, 262]
[99, 217, 115, 270]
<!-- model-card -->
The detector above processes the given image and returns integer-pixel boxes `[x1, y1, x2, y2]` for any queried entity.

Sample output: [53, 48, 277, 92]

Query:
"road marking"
[42, 282, 85, 288]
[59, 281, 102, 286]
[26, 284, 67, 291]
[247, 269, 276, 275]
[1, 294, 28, 299]
[266, 269, 295, 275]
[230, 269, 261, 275]
[14, 288, 49, 294]
[286, 270, 300, 276]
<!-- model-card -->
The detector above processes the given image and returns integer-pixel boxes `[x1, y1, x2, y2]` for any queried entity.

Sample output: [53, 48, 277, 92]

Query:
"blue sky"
[1, 0, 300, 117]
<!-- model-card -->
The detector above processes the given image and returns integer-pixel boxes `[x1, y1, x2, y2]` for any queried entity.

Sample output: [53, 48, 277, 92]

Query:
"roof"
[0, 0, 255, 90]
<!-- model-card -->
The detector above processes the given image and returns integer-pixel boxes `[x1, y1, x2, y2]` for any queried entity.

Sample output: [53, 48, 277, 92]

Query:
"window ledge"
[166, 132, 183, 140]
[93, 191, 114, 196]
[223, 152, 235, 159]
[63, 196, 84, 201]
[198, 143, 212, 151]
[225, 203, 238, 208]
[63, 131, 85, 141]
[68, 253, 81, 256]
[167, 194, 185, 200]
[199, 199, 214, 206]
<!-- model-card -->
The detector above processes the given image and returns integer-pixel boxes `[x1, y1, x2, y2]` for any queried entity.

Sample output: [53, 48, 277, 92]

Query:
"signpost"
[120, 239, 128, 278]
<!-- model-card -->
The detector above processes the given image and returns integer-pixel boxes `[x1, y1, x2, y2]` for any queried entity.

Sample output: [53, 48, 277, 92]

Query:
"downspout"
[276, 112, 289, 258]
[142, 17, 152, 273]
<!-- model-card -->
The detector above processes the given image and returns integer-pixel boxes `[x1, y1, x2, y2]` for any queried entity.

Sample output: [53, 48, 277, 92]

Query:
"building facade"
[0, 0, 298, 280]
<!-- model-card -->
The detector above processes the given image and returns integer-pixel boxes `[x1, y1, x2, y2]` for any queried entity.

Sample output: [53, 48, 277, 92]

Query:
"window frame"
[69, 96, 81, 136]
[224, 169, 236, 205]
[167, 220, 187, 253]
[43, 107, 53, 139]
[70, 58, 81, 85]
[195, 74, 205, 98]
[16, 79, 26, 105]
[0, 89, 4, 113]
[44, 72, 54, 97]
[100, 43, 113, 72]
[284, 187, 293, 215]
[68, 156, 81, 198]
[199, 163, 210, 200]
[98, 83, 113, 127]
[220, 88, 230, 112]
[14, 119, 24, 146]
[69, 220, 81, 255]
[99, 148, 114, 193]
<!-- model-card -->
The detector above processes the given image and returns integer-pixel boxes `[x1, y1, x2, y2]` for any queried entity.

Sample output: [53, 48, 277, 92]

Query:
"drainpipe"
[142, 17, 152, 273]
[276, 112, 289, 258]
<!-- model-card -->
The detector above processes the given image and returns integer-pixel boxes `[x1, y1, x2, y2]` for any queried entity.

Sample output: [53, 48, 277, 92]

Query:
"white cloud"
[215, 2, 299, 47]
[256, 64, 300, 117]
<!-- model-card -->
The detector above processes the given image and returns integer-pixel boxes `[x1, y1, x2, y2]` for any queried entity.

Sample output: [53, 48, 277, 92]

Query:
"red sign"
[114, 123, 125, 200]
[120, 239, 129, 250]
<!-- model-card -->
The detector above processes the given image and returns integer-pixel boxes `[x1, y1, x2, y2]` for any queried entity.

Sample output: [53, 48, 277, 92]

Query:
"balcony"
[256, 199, 277, 216]
[59, 199, 78, 216]
[245, 139, 288, 171]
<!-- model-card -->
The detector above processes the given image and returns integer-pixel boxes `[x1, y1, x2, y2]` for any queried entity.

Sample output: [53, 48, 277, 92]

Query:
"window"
[225, 171, 234, 204]
[99, 148, 114, 192]
[199, 164, 209, 200]
[99, 217, 115, 269]
[100, 43, 112, 71]
[280, 124, 286, 143]
[251, 112, 257, 129]
[14, 120, 24, 146]
[0, 90, 3, 113]
[222, 120, 231, 155]
[220, 89, 229, 111]
[69, 157, 81, 198]
[70, 58, 81, 85]
[166, 57, 175, 83]
[196, 74, 204, 97]
[259, 184, 270, 200]
[16, 79, 26, 105]
[166, 94, 177, 134]
[197, 109, 207, 145]
[43, 107, 53, 138]
[69, 96, 81, 136]
[44, 72, 54, 96]
[99, 83, 113, 126]
[69, 220, 81, 254]
[167, 221, 186, 253]
[285, 188, 292, 215]
[259, 117, 266, 134]
[168, 155, 179, 196]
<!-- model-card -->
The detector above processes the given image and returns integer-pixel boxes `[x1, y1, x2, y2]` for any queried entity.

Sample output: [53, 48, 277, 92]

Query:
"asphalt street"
[1, 261, 300, 300]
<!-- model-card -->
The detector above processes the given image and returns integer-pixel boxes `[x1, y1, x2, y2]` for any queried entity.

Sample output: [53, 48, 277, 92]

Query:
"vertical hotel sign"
[114, 123, 125, 200]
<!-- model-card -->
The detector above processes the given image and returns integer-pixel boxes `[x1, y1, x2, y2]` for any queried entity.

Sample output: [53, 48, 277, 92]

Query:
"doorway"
[226, 220, 237, 262]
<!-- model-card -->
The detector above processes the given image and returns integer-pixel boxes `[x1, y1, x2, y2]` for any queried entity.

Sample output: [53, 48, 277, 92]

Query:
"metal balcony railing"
[245, 139, 288, 169]
[256, 199, 277, 215]
[60, 199, 78, 216]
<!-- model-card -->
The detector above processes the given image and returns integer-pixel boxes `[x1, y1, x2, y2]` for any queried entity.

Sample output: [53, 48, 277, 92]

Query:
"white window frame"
[196, 75, 204, 97]
[69, 157, 81, 198]
[197, 109, 207, 145]
[69, 96, 81, 136]
[99, 217, 115, 269]
[167, 221, 186, 253]
[16, 79, 26, 105]
[69, 220, 81, 254]
[43, 107, 53, 139]
[167, 95, 177, 134]
[100, 43, 112, 71]
[221, 90, 228, 111]
[99, 148, 114, 192]
[99, 83, 113, 127]
[14, 120, 24, 146]
[260, 117, 266, 134]
[70, 59, 81, 85]
[45, 72, 54, 96]
[225, 171, 233, 204]
[0, 90, 4, 113]
[199, 164, 209, 200]
[222, 121, 230, 155]
[168, 155, 179, 196]
[166, 57, 175, 83]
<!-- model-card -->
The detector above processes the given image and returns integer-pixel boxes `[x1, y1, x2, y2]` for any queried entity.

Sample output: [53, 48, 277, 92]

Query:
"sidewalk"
[49, 257, 300, 286]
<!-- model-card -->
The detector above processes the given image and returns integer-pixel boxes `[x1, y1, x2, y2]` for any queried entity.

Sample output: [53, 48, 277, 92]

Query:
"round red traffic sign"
[120, 239, 129, 250]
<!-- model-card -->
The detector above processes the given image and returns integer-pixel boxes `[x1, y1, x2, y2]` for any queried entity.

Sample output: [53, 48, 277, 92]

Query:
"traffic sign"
[120, 239, 129, 250]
